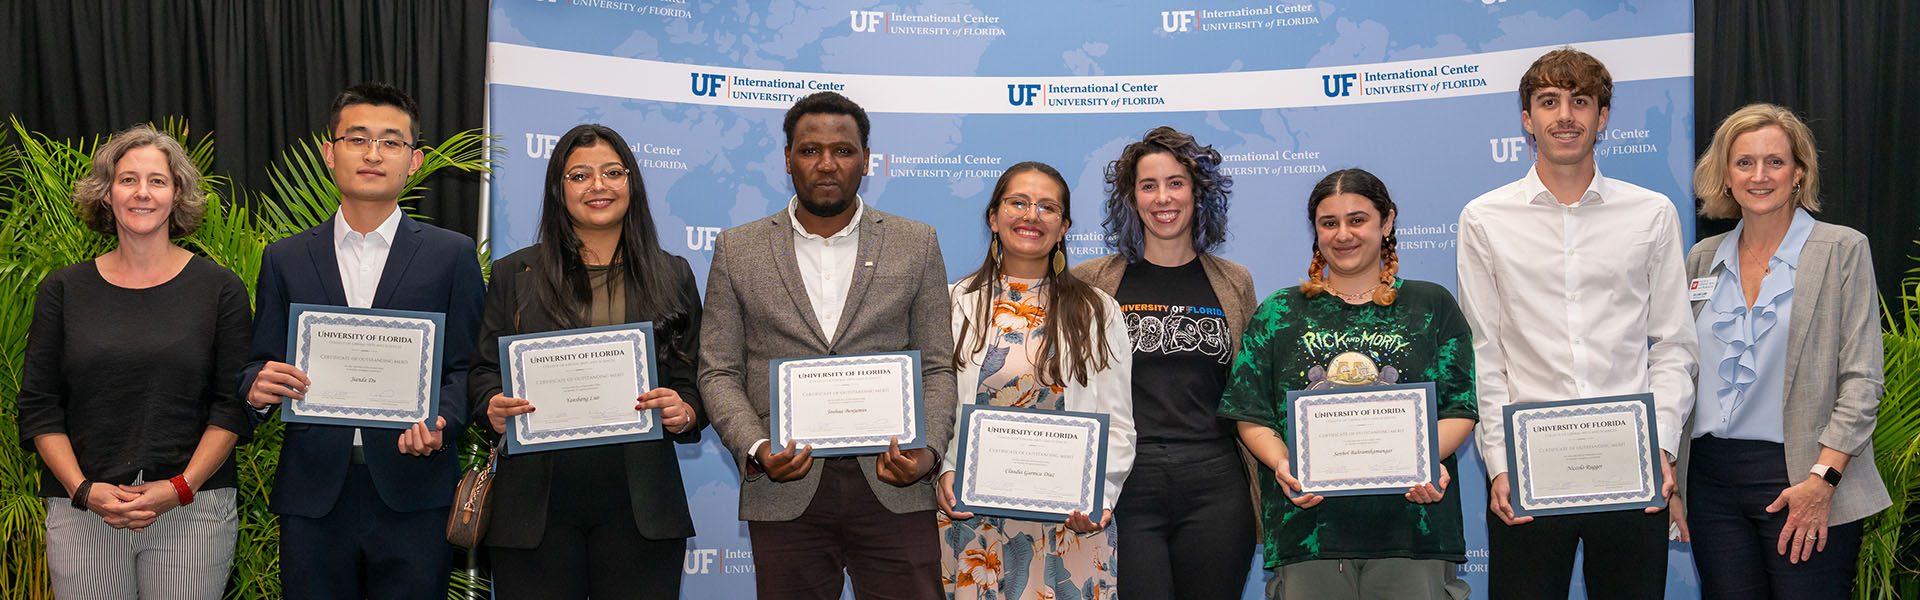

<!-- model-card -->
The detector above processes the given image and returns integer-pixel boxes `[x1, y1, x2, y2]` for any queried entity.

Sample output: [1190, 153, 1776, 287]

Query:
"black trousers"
[1688, 434, 1862, 600]
[280, 464, 451, 600]
[747, 458, 942, 600]
[490, 445, 685, 599]
[1485, 480, 1669, 600]
[1114, 438, 1256, 600]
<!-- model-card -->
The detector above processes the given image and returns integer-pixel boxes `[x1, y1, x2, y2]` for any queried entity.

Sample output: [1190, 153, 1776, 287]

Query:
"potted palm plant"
[1856, 231, 1920, 600]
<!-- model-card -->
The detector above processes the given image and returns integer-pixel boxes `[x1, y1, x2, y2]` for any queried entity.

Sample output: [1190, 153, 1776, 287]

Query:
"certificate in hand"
[502, 323, 661, 454]
[1285, 382, 1439, 497]
[1504, 394, 1665, 518]
[768, 351, 924, 457]
[283, 303, 444, 429]
[952, 404, 1109, 522]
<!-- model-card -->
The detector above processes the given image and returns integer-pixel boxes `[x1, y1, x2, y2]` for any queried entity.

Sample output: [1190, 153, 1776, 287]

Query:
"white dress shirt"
[331, 207, 402, 446]
[748, 197, 865, 460]
[1456, 165, 1698, 478]
[786, 196, 863, 340]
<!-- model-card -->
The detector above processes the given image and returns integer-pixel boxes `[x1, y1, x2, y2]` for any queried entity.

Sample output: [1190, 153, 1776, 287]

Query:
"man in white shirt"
[698, 92, 957, 599]
[238, 83, 485, 599]
[1456, 48, 1697, 599]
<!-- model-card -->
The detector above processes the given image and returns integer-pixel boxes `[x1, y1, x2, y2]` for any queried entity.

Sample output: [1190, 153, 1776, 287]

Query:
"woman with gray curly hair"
[16, 124, 252, 598]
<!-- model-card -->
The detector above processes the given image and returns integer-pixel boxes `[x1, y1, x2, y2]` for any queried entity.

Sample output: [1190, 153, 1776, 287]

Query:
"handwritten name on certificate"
[770, 352, 924, 457]
[503, 323, 659, 454]
[953, 405, 1108, 522]
[1505, 394, 1664, 517]
[285, 304, 443, 429]
[1286, 383, 1437, 496]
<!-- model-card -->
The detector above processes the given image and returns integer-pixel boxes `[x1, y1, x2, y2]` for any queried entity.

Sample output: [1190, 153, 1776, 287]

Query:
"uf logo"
[1007, 84, 1041, 106]
[685, 226, 722, 251]
[1322, 73, 1357, 98]
[690, 73, 724, 97]
[1161, 10, 1195, 32]
[683, 549, 718, 574]
[850, 10, 885, 33]
[524, 133, 560, 159]
[1489, 136, 1528, 163]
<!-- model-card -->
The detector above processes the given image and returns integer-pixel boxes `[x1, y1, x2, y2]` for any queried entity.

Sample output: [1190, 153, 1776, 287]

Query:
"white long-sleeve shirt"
[1456, 166, 1698, 478]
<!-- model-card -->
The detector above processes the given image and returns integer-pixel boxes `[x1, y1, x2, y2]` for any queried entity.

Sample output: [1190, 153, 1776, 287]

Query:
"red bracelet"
[169, 475, 194, 506]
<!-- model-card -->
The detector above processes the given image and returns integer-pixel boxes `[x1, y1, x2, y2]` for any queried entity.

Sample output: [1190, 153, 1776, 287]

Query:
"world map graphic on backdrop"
[487, 1, 1697, 597]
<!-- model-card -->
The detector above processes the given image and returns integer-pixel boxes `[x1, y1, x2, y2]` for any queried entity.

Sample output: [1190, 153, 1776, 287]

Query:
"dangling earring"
[989, 235, 1002, 266]
[1052, 245, 1067, 275]
[1794, 182, 1802, 198]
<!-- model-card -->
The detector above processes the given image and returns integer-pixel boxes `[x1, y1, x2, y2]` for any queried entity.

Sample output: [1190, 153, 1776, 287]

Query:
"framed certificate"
[501, 323, 661, 454]
[1504, 393, 1666, 518]
[1285, 382, 1439, 497]
[282, 304, 444, 429]
[768, 351, 924, 457]
[952, 404, 1109, 522]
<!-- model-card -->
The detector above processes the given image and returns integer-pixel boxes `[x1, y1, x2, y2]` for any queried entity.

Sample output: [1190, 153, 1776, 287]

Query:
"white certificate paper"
[952, 405, 1108, 522]
[284, 304, 443, 429]
[503, 323, 660, 454]
[769, 352, 923, 457]
[1286, 382, 1438, 496]
[1505, 394, 1665, 517]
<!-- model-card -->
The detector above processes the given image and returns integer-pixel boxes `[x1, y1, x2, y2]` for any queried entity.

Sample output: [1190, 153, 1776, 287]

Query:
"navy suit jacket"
[240, 214, 485, 517]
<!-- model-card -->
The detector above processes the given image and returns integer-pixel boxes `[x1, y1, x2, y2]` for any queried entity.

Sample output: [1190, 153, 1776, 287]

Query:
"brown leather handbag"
[446, 445, 501, 548]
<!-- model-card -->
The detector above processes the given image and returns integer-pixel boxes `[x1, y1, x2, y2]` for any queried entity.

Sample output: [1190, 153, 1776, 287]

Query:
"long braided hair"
[1301, 168, 1400, 306]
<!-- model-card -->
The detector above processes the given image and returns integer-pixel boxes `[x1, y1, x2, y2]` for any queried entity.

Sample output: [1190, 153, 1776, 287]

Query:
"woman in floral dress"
[936, 161, 1136, 600]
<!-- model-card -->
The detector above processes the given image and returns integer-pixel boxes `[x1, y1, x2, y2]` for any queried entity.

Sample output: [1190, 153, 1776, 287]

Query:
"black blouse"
[16, 256, 254, 496]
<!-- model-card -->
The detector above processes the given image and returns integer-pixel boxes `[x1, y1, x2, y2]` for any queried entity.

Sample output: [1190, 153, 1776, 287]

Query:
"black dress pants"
[1115, 438, 1256, 600]
[1688, 434, 1862, 600]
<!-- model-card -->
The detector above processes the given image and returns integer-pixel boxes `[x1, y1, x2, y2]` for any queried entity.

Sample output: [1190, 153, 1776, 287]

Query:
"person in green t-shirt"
[1219, 168, 1477, 599]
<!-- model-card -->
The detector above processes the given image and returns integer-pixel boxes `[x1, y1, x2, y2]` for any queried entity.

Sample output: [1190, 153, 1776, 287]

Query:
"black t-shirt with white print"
[1113, 257, 1234, 443]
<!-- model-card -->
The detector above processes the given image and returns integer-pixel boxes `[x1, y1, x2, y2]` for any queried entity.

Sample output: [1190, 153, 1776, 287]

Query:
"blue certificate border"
[1284, 382, 1439, 497]
[1504, 393, 1665, 518]
[501, 322, 661, 454]
[282, 303, 444, 430]
[768, 351, 924, 457]
[952, 404, 1109, 523]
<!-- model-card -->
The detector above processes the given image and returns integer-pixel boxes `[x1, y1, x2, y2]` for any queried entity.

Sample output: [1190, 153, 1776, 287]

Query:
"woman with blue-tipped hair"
[1071, 126, 1259, 599]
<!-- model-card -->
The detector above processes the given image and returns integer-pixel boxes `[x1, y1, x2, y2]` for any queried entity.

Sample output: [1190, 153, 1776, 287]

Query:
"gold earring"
[1052, 246, 1067, 274]
[990, 236, 1001, 265]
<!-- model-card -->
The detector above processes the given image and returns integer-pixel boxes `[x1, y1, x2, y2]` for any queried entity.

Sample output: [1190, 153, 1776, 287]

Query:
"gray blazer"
[698, 205, 959, 521]
[1680, 221, 1890, 525]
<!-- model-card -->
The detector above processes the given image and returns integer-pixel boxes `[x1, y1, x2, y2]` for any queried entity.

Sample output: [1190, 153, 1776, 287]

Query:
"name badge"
[1688, 277, 1717, 302]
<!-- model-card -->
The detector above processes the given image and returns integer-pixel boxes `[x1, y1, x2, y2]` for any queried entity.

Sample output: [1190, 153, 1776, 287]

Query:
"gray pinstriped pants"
[44, 486, 238, 600]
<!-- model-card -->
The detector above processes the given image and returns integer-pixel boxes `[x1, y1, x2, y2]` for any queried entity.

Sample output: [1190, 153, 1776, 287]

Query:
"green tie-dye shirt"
[1218, 278, 1477, 569]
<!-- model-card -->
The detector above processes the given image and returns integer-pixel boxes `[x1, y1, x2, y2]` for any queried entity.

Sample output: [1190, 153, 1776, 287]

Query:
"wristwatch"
[1811, 463, 1843, 487]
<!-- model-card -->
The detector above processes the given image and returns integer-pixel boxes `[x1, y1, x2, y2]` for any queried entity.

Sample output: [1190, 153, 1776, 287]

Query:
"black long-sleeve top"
[16, 256, 254, 496]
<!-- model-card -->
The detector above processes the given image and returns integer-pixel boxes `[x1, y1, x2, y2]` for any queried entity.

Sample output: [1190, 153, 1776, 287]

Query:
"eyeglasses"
[1001, 199, 1064, 221]
[564, 167, 630, 186]
[331, 135, 415, 155]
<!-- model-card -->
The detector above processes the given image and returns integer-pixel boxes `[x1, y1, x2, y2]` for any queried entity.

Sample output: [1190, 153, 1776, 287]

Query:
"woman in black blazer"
[468, 124, 705, 598]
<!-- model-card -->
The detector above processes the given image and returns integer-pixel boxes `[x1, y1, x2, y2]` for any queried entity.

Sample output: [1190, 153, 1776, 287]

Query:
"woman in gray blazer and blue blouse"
[1681, 103, 1890, 599]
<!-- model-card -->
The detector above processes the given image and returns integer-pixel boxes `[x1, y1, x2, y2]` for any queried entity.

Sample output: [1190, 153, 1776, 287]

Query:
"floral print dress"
[941, 275, 1118, 600]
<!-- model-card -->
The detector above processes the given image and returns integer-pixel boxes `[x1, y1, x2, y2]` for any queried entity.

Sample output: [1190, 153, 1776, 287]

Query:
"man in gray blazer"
[699, 91, 956, 600]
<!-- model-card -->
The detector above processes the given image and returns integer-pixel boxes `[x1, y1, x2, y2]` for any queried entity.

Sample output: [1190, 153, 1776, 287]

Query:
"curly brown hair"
[71, 125, 207, 238]
[1519, 47, 1613, 112]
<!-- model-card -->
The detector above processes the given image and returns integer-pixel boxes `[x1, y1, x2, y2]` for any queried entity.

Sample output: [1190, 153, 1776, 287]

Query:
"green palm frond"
[1857, 233, 1920, 600]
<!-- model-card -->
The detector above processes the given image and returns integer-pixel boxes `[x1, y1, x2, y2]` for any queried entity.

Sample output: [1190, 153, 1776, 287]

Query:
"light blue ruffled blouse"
[1691, 208, 1815, 443]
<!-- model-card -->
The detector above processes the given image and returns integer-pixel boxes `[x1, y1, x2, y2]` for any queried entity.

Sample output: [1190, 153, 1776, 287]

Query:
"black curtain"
[1696, 0, 1920, 308]
[0, 0, 488, 238]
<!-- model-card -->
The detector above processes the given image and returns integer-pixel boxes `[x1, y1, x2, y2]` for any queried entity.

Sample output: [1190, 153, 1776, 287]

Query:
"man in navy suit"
[239, 83, 485, 599]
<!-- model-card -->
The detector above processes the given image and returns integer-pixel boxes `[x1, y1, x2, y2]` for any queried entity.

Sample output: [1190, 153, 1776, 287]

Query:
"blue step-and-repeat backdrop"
[485, 1, 1699, 597]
